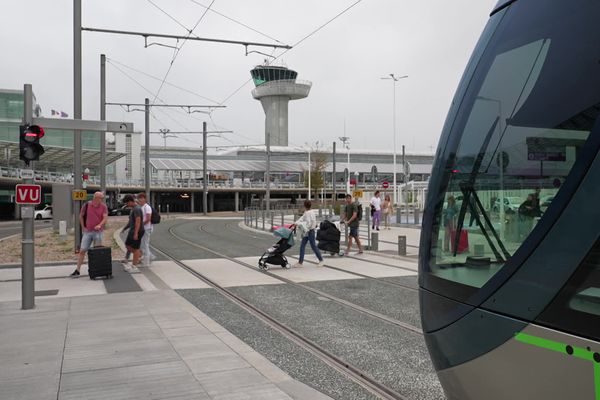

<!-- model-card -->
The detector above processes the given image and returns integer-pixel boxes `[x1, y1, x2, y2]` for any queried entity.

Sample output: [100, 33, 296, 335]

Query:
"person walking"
[137, 192, 155, 267]
[292, 200, 324, 267]
[341, 194, 363, 255]
[370, 190, 382, 230]
[70, 191, 108, 277]
[443, 195, 458, 252]
[123, 194, 144, 273]
[382, 194, 393, 230]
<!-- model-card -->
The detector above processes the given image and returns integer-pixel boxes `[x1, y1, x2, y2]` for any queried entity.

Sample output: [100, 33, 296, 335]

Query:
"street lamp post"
[381, 74, 408, 205]
[338, 136, 350, 194]
[308, 148, 311, 200]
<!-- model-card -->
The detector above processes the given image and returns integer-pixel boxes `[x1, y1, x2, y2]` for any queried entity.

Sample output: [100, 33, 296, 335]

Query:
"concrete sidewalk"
[0, 289, 332, 400]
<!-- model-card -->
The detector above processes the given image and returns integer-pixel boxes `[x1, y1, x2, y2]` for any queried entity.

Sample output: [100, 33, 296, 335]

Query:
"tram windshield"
[426, 0, 600, 295]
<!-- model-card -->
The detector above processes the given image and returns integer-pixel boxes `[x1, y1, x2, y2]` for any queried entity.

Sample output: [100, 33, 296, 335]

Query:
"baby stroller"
[317, 219, 342, 256]
[258, 226, 296, 270]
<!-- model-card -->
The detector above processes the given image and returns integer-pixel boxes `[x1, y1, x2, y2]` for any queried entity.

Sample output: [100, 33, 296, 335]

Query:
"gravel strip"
[178, 288, 379, 400]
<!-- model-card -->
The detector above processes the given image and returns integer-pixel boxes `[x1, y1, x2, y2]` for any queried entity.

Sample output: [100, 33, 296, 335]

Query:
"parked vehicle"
[108, 205, 130, 216]
[492, 197, 522, 213]
[34, 205, 52, 220]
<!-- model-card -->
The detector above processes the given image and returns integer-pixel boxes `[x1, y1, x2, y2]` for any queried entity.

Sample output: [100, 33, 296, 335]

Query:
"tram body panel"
[436, 324, 597, 400]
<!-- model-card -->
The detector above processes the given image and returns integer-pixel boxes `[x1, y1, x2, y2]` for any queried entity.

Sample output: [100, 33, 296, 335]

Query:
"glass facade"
[250, 66, 298, 86]
[424, 0, 600, 299]
[0, 90, 100, 150]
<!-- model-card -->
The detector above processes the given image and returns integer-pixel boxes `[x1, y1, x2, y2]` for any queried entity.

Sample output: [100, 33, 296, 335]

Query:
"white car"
[34, 206, 52, 220]
[492, 197, 522, 213]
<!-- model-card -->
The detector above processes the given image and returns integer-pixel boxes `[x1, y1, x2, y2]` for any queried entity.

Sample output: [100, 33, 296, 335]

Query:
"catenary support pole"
[73, 0, 82, 252]
[100, 54, 106, 193]
[203, 121, 208, 216]
[266, 132, 271, 212]
[22, 84, 35, 310]
[332, 141, 336, 206]
[145, 98, 150, 200]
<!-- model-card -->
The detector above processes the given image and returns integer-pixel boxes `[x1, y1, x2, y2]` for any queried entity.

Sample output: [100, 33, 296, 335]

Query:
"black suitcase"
[88, 246, 113, 280]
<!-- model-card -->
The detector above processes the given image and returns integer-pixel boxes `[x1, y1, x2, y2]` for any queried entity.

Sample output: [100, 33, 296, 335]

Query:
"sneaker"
[376, 227, 380, 231]
[317, 261, 324, 267]
[69, 269, 80, 278]
[357, 251, 364, 255]
[123, 263, 133, 272]
[128, 266, 141, 274]
[293, 263, 303, 268]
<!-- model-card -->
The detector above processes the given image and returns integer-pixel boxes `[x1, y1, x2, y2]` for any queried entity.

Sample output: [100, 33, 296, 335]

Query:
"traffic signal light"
[19, 124, 45, 165]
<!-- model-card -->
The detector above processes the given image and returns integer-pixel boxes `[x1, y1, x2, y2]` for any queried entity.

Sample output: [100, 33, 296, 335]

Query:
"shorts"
[125, 231, 144, 249]
[80, 231, 103, 251]
[349, 226, 359, 238]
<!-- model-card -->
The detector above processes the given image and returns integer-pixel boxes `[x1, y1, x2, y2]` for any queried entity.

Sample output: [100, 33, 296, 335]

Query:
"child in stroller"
[258, 226, 296, 270]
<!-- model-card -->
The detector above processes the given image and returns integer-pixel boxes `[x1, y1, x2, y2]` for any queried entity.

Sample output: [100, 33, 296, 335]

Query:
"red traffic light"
[23, 125, 45, 142]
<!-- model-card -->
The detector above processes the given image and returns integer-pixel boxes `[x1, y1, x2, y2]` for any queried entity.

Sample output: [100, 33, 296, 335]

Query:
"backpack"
[150, 205, 161, 224]
[356, 203, 363, 221]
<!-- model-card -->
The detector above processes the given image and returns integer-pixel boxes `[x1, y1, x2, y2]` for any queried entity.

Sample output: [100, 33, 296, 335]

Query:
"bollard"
[396, 207, 401, 224]
[371, 231, 379, 251]
[59, 220, 67, 241]
[398, 235, 407, 256]
[474, 244, 485, 257]
[414, 208, 420, 225]
[255, 208, 259, 229]
[281, 210, 285, 227]
[262, 209, 265, 231]
[319, 208, 323, 218]
[167, 204, 170, 220]
[270, 211, 275, 231]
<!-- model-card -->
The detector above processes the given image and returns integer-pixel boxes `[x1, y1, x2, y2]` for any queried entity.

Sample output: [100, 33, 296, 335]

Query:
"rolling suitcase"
[88, 246, 113, 280]
[450, 229, 469, 254]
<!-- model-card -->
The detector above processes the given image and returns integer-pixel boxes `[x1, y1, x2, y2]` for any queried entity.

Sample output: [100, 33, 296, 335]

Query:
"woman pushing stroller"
[292, 200, 324, 267]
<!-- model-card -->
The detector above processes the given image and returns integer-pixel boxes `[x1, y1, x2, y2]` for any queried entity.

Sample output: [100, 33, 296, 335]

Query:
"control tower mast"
[251, 65, 312, 146]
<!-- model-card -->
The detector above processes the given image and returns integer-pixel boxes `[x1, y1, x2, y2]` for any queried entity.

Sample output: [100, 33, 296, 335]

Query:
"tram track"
[151, 222, 411, 400]
[189, 222, 422, 335]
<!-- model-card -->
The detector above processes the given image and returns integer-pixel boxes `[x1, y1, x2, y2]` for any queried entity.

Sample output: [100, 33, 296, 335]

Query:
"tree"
[302, 143, 329, 200]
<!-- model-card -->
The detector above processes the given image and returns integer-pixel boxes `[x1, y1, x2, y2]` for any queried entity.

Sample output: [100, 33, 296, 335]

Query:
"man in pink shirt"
[70, 191, 108, 277]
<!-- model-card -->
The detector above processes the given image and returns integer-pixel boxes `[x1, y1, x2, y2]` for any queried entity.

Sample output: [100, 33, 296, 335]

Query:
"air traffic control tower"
[251, 65, 312, 146]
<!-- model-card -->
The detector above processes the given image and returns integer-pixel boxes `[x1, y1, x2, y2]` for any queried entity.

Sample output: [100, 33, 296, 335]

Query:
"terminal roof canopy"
[0, 140, 125, 169]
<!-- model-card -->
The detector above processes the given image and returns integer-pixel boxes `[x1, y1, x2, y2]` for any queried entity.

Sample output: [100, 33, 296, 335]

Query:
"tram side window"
[537, 239, 600, 341]
[426, 0, 600, 299]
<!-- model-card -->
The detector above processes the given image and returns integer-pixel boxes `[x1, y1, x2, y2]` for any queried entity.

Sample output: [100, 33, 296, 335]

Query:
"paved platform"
[0, 289, 333, 400]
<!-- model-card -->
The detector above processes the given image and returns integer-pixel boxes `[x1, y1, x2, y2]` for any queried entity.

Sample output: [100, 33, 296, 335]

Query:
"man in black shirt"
[123, 195, 145, 273]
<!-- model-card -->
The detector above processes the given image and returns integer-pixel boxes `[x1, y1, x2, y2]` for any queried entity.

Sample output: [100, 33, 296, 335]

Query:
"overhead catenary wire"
[217, 0, 364, 106]
[188, 0, 285, 44]
[148, 0, 217, 106]
[107, 57, 220, 104]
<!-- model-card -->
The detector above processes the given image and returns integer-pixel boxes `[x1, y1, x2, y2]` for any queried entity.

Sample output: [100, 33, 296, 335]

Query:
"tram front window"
[427, 0, 600, 296]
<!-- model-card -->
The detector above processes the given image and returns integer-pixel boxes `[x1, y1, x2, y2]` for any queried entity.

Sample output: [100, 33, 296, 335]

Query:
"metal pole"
[332, 141, 336, 207]
[308, 149, 311, 200]
[346, 145, 350, 194]
[393, 80, 397, 206]
[203, 121, 208, 216]
[145, 98, 150, 200]
[266, 132, 271, 212]
[402, 144, 405, 211]
[100, 54, 106, 194]
[73, 0, 82, 252]
[22, 84, 35, 310]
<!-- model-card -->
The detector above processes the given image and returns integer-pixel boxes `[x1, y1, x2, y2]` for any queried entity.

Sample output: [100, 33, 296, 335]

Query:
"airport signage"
[353, 190, 363, 199]
[72, 189, 87, 201]
[15, 184, 41, 205]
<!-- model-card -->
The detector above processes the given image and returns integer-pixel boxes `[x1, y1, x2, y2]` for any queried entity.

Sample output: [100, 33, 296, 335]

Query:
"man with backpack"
[137, 192, 157, 267]
[70, 191, 108, 277]
[341, 194, 363, 256]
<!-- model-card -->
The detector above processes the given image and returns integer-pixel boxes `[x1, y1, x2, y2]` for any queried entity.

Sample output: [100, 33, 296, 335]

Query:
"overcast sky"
[1, 0, 497, 153]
